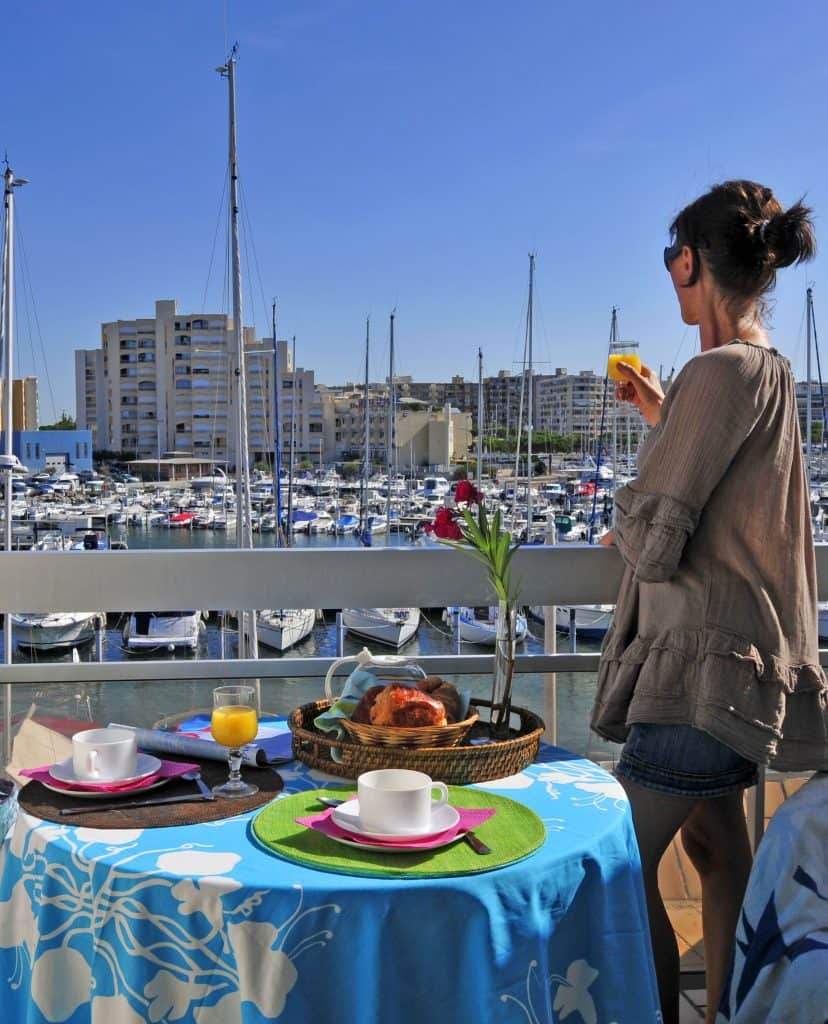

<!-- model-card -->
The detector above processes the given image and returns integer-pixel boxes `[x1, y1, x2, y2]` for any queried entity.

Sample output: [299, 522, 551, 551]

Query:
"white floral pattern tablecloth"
[0, 736, 660, 1024]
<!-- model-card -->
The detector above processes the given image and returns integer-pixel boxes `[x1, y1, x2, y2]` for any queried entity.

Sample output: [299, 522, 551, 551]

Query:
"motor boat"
[12, 612, 102, 652]
[123, 611, 205, 653]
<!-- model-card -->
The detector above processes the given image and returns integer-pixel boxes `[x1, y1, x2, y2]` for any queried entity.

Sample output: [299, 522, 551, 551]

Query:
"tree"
[41, 412, 77, 431]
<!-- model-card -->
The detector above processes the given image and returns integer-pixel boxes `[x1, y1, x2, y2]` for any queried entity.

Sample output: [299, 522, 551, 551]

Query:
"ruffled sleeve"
[614, 347, 764, 582]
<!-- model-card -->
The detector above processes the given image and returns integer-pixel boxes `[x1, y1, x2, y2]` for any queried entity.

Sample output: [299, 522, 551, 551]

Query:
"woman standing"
[591, 180, 827, 1024]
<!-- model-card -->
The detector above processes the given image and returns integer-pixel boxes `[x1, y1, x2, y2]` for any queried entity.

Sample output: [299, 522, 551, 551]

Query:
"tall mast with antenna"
[217, 47, 257, 662]
[2, 160, 28, 764]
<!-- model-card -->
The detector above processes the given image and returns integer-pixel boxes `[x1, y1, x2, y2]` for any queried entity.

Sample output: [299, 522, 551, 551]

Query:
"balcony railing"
[4, 544, 828, 845]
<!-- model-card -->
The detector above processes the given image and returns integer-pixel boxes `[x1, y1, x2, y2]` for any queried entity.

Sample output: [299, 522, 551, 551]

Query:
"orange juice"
[607, 353, 642, 381]
[211, 705, 258, 748]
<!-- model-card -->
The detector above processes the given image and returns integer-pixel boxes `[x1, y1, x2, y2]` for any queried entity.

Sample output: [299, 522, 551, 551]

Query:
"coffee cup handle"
[87, 750, 100, 779]
[431, 782, 449, 810]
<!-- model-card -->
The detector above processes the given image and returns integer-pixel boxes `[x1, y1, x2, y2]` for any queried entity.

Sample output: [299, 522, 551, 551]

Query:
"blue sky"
[2, 1, 827, 421]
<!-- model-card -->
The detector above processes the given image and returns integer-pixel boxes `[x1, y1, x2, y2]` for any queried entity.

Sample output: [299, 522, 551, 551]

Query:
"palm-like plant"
[442, 504, 521, 738]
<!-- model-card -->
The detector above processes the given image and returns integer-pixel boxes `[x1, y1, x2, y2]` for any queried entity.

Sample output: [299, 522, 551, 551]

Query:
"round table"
[0, 739, 660, 1024]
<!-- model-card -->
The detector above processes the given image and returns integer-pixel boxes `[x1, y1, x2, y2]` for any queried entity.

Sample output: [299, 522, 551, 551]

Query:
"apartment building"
[321, 383, 472, 469]
[78, 300, 326, 468]
[0, 376, 39, 432]
[535, 368, 646, 452]
[75, 351, 107, 448]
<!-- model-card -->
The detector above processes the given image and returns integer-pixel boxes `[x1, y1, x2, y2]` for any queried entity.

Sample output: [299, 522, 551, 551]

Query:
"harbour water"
[4, 524, 618, 760]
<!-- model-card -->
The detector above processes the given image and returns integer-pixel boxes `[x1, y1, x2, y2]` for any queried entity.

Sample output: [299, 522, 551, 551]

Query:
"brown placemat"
[17, 757, 284, 829]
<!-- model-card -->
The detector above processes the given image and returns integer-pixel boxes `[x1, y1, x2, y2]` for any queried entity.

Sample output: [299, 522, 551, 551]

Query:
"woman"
[591, 180, 828, 1024]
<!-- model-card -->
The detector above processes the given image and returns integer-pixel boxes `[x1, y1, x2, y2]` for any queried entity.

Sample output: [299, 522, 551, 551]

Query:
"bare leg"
[680, 792, 752, 1024]
[619, 778, 696, 1024]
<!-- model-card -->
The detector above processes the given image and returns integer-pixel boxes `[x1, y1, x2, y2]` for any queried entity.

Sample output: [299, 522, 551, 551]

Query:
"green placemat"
[250, 786, 546, 878]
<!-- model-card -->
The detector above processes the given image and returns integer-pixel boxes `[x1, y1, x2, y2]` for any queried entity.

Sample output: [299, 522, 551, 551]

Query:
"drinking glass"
[210, 684, 259, 798]
[607, 343, 642, 381]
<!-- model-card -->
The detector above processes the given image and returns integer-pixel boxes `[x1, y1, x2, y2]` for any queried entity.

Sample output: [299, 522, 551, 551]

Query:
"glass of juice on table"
[607, 343, 642, 381]
[211, 684, 259, 797]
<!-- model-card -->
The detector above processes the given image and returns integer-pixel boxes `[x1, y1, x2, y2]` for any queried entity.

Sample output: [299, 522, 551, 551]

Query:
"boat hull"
[257, 608, 316, 651]
[124, 612, 204, 652]
[12, 613, 100, 651]
[555, 605, 614, 639]
[342, 607, 420, 648]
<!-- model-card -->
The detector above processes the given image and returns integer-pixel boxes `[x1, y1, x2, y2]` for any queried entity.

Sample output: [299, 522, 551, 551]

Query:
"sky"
[2, 0, 827, 422]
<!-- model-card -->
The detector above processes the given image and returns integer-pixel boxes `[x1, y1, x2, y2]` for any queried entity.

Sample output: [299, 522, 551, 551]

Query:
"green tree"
[41, 412, 77, 431]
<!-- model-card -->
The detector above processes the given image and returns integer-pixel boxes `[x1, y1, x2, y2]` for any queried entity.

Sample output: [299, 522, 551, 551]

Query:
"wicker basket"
[288, 698, 545, 784]
[340, 709, 479, 749]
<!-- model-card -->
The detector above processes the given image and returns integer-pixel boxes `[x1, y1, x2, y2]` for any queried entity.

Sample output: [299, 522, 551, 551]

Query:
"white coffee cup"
[357, 769, 449, 835]
[72, 728, 138, 782]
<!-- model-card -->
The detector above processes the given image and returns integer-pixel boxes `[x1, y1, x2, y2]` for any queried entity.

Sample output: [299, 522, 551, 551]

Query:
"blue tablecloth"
[0, 735, 660, 1023]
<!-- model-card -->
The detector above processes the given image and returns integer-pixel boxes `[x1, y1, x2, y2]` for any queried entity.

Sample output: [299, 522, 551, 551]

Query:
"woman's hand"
[599, 530, 615, 546]
[614, 362, 664, 426]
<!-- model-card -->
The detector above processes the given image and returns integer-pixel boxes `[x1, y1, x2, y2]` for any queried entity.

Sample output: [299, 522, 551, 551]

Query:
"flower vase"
[490, 601, 515, 739]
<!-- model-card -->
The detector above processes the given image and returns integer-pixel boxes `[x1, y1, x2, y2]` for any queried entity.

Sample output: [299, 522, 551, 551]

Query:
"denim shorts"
[615, 723, 758, 799]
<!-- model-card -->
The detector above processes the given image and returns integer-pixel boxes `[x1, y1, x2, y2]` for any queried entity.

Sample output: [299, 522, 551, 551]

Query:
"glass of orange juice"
[211, 684, 259, 798]
[607, 343, 642, 381]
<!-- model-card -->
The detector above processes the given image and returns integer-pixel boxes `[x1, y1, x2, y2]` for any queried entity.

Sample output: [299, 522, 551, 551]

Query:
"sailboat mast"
[219, 48, 257, 661]
[385, 312, 394, 547]
[272, 300, 283, 548]
[476, 347, 483, 493]
[526, 252, 535, 536]
[361, 317, 370, 534]
[807, 286, 813, 485]
[2, 162, 25, 766]
[286, 335, 296, 544]
[2, 165, 17, 559]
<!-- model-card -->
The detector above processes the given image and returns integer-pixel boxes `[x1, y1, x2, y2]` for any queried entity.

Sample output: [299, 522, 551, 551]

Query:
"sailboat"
[1, 163, 107, 654]
[257, 302, 317, 652]
[342, 313, 420, 648]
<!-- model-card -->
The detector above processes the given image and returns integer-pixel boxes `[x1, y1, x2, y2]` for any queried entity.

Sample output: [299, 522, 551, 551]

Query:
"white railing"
[4, 542, 828, 847]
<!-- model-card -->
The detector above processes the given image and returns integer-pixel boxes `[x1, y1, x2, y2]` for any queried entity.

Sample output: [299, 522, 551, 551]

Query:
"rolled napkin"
[296, 806, 496, 849]
[20, 759, 200, 794]
[108, 721, 293, 768]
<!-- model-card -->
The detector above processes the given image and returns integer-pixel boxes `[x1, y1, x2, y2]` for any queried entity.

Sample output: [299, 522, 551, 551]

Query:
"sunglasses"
[663, 241, 685, 271]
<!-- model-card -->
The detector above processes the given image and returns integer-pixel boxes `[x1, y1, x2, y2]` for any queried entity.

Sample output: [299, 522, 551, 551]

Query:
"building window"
[76, 444, 80, 458]
[26, 444, 31, 459]
[175, 380, 192, 390]
[35, 444, 40, 458]
[309, 423, 323, 434]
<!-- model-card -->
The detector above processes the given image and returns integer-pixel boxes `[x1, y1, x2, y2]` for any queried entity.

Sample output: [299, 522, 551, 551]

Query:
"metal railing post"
[336, 612, 345, 657]
[569, 607, 577, 653]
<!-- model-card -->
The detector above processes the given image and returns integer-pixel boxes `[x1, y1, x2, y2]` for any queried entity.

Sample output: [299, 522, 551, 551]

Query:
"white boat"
[256, 607, 317, 651]
[342, 607, 421, 648]
[818, 602, 828, 640]
[555, 604, 614, 639]
[12, 612, 101, 652]
[123, 611, 205, 653]
[452, 606, 528, 647]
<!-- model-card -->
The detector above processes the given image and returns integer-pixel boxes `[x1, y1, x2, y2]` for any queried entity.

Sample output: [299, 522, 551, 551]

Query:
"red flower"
[432, 507, 464, 540]
[454, 480, 483, 506]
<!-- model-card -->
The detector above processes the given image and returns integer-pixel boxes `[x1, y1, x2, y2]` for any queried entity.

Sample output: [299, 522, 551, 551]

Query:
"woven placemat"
[251, 786, 546, 878]
[17, 757, 283, 829]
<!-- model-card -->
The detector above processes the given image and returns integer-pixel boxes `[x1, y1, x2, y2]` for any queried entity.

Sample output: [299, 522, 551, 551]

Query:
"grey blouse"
[591, 341, 828, 771]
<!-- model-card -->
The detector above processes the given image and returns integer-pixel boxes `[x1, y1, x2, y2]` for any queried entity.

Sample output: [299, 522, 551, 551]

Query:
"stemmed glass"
[210, 684, 259, 798]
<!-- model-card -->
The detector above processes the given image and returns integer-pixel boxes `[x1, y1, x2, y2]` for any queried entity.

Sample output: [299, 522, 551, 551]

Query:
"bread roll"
[370, 684, 447, 728]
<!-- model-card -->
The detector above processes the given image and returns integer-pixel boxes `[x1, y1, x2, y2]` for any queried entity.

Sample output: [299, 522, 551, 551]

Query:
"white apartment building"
[535, 368, 646, 454]
[79, 300, 326, 468]
[75, 351, 107, 448]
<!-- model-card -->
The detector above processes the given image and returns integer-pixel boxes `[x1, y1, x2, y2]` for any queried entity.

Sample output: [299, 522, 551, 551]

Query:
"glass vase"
[490, 601, 515, 739]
